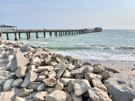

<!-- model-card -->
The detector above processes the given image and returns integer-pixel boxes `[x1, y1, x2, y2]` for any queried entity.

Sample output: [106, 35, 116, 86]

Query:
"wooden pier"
[0, 28, 102, 41]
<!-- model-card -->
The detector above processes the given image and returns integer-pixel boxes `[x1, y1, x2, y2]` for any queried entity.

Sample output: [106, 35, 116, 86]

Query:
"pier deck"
[0, 28, 102, 40]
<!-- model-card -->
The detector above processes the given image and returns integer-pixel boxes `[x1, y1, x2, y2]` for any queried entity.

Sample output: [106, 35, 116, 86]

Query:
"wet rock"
[3, 79, 14, 91]
[15, 66, 27, 78]
[88, 87, 112, 101]
[92, 78, 108, 92]
[33, 91, 48, 101]
[74, 79, 91, 96]
[12, 79, 23, 87]
[21, 70, 38, 88]
[57, 64, 67, 78]
[46, 90, 67, 101]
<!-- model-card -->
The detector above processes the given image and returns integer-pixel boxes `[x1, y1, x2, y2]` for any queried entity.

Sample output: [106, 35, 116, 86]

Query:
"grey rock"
[17, 88, 33, 97]
[15, 66, 27, 78]
[84, 73, 102, 81]
[37, 83, 45, 92]
[93, 64, 105, 73]
[100, 71, 113, 80]
[28, 82, 41, 90]
[57, 64, 67, 78]
[71, 92, 82, 101]
[21, 70, 38, 88]
[3, 79, 14, 91]
[55, 83, 64, 90]
[104, 73, 135, 101]
[12, 79, 23, 87]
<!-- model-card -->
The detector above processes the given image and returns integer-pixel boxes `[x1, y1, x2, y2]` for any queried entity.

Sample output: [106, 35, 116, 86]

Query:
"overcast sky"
[0, 0, 135, 29]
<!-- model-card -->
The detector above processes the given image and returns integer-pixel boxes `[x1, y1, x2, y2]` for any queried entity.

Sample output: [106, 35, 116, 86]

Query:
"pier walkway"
[0, 28, 102, 40]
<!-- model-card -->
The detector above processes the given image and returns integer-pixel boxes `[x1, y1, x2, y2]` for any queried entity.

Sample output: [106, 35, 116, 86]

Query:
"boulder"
[73, 59, 82, 68]
[92, 78, 108, 92]
[20, 45, 34, 52]
[104, 73, 135, 101]
[93, 64, 105, 73]
[15, 66, 27, 78]
[48, 71, 56, 78]
[17, 88, 33, 97]
[55, 83, 64, 90]
[71, 92, 82, 101]
[67, 64, 75, 71]
[10, 51, 29, 72]
[100, 71, 113, 80]
[57, 64, 67, 78]
[15, 97, 25, 101]
[37, 66, 54, 72]
[43, 78, 57, 87]
[37, 83, 45, 91]
[46, 90, 67, 101]
[3, 79, 14, 91]
[58, 78, 75, 86]
[74, 79, 91, 96]
[84, 73, 102, 81]
[33, 91, 48, 101]
[83, 65, 93, 73]
[21, 70, 38, 88]
[28, 82, 41, 90]
[88, 87, 112, 101]
[67, 80, 74, 92]
[0, 91, 14, 101]
[12, 79, 23, 87]
[63, 70, 71, 78]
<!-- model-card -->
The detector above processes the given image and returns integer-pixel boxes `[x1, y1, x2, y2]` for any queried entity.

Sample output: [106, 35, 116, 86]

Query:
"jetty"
[0, 25, 102, 40]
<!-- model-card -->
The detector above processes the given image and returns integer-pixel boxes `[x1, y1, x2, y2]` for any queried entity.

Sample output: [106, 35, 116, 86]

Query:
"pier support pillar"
[36, 32, 39, 39]
[43, 32, 46, 37]
[49, 32, 52, 36]
[65, 31, 67, 36]
[6, 33, 9, 40]
[55, 32, 57, 36]
[69, 31, 70, 35]
[19, 33, 21, 39]
[0, 33, 1, 37]
[14, 32, 18, 41]
[29, 32, 31, 38]
[72, 31, 74, 35]
[26, 32, 29, 40]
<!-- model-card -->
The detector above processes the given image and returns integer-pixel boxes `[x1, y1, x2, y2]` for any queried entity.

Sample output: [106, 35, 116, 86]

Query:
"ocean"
[2, 29, 135, 62]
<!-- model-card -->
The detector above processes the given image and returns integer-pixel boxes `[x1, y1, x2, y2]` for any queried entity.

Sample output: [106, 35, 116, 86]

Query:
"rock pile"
[0, 40, 114, 101]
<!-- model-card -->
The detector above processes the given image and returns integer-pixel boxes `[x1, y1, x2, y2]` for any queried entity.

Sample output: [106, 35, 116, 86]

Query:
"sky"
[0, 0, 135, 29]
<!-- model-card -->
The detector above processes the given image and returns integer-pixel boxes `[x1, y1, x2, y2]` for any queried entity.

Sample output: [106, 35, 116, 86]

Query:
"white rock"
[55, 83, 64, 90]
[74, 79, 91, 96]
[46, 90, 67, 101]
[37, 66, 54, 72]
[33, 91, 48, 101]
[15, 96, 25, 101]
[63, 70, 71, 78]
[43, 78, 56, 87]
[84, 73, 102, 81]
[48, 71, 56, 78]
[15, 66, 27, 77]
[93, 64, 105, 73]
[0, 91, 14, 101]
[88, 87, 112, 101]
[92, 78, 108, 92]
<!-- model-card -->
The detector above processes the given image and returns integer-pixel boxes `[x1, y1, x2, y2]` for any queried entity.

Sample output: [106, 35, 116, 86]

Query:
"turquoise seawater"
[2, 30, 135, 62]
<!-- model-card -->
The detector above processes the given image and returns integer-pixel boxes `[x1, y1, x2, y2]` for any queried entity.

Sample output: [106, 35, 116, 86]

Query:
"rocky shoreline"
[0, 37, 135, 101]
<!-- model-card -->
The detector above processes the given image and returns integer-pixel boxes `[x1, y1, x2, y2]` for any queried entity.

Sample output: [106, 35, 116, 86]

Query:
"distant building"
[0, 24, 17, 32]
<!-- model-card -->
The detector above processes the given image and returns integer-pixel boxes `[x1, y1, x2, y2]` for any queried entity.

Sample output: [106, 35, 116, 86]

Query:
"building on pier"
[0, 24, 17, 32]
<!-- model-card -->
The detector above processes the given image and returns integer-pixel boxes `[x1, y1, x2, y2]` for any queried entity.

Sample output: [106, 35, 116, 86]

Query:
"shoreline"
[0, 38, 135, 101]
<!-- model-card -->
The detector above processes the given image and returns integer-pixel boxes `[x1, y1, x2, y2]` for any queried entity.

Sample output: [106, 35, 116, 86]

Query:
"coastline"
[0, 38, 135, 101]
